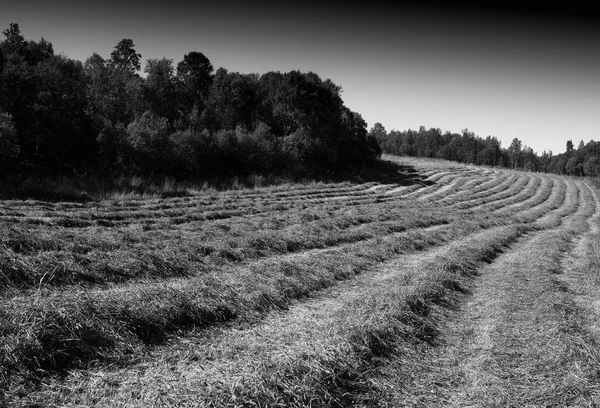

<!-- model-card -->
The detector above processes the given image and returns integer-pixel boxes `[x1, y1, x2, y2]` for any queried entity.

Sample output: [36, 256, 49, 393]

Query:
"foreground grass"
[1, 156, 598, 406]
[0, 218, 488, 395]
[17, 224, 529, 407]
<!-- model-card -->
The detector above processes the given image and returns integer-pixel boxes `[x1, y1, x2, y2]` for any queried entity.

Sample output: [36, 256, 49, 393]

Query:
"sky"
[2, 0, 599, 155]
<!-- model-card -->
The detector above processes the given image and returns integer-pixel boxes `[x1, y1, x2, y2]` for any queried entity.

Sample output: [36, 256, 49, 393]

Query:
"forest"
[0, 23, 380, 184]
[2, 22, 597, 192]
[373, 123, 600, 177]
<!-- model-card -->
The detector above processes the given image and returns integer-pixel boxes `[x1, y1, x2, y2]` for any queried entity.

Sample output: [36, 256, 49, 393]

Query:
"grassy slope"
[2, 156, 600, 406]
[373, 180, 600, 407]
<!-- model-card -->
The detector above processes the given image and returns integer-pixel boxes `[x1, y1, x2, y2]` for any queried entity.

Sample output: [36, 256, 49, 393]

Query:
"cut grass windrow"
[418, 174, 479, 202]
[5, 165, 558, 294]
[471, 174, 540, 212]
[512, 177, 567, 225]
[438, 170, 514, 205]
[0, 183, 383, 227]
[1, 179, 430, 231]
[0, 204, 454, 291]
[0, 219, 494, 391]
[0, 203, 563, 393]
[0, 169, 572, 391]
[434, 173, 495, 200]
[368, 186, 600, 406]
[18, 223, 532, 407]
[406, 171, 464, 197]
[2, 156, 595, 406]
[493, 175, 553, 216]
[402, 169, 483, 200]
[453, 173, 526, 210]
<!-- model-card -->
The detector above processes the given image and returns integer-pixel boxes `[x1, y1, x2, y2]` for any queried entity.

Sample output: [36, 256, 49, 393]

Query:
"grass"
[1, 201, 456, 291]
[2, 155, 600, 406]
[0, 219, 486, 392]
[14, 224, 529, 407]
[351, 181, 600, 406]
[0, 158, 430, 203]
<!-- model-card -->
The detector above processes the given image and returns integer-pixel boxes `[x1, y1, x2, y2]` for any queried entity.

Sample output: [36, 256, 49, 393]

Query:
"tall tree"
[109, 39, 141, 75]
[84, 52, 144, 125]
[369, 123, 387, 139]
[566, 139, 574, 154]
[29, 54, 90, 172]
[508, 137, 522, 169]
[1, 23, 26, 57]
[143, 58, 177, 121]
[176, 51, 213, 117]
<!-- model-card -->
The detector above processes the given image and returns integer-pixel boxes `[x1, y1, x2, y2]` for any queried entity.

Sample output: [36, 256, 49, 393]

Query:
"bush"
[126, 111, 171, 175]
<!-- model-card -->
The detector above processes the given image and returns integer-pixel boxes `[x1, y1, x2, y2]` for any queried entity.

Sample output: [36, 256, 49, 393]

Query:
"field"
[2, 154, 600, 407]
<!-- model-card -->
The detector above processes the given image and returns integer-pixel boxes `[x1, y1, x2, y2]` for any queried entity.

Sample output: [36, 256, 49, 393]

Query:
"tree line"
[0, 23, 381, 181]
[371, 123, 600, 177]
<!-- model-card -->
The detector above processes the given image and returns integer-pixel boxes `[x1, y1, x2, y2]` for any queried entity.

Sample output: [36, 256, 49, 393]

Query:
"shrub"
[126, 111, 171, 175]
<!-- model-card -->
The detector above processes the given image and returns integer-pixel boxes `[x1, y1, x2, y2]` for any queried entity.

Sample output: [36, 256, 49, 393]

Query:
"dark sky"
[2, 0, 599, 154]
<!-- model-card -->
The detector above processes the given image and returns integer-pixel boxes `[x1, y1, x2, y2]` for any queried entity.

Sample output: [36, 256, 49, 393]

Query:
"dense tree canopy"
[0, 23, 380, 180]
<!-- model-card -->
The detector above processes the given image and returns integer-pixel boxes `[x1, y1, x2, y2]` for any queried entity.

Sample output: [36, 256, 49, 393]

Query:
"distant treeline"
[373, 123, 600, 177]
[0, 23, 380, 180]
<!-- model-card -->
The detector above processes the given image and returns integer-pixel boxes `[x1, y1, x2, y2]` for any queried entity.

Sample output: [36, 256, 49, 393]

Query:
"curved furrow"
[382, 229, 594, 404]
[567, 180, 598, 227]
[492, 175, 553, 216]
[111, 181, 372, 208]
[384, 184, 420, 195]
[1, 187, 398, 228]
[0, 215, 504, 388]
[422, 170, 458, 183]
[581, 181, 600, 234]
[17, 221, 532, 407]
[97, 180, 444, 222]
[436, 172, 505, 204]
[404, 171, 472, 199]
[363, 183, 399, 192]
[0, 182, 384, 223]
[0, 168, 573, 389]
[469, 174, 541, 213]
[417, 174, 484, 202]
[5, 156, 597, 406]
[454, 175, 561, 227]
[429, 173, 496, 202]
[0, 172, 562, 295]
[440, 171, 517, 206]
[453, 173, 528, 210]
[0, 207, 452, 291]
[531, 177, 580, 229]
[507, 176, 566, 226]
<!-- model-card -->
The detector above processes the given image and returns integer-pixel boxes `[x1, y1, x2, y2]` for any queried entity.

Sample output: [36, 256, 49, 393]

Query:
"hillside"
[2, 154, 600, 406]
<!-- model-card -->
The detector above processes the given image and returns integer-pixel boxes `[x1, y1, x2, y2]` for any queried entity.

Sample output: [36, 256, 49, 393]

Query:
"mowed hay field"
[3, 154, 600, 407]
